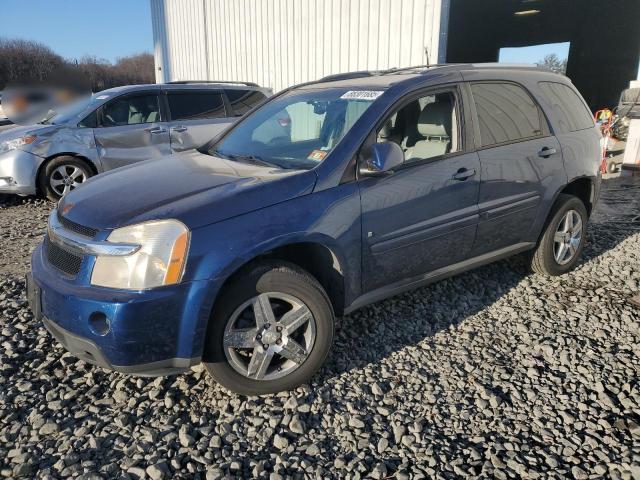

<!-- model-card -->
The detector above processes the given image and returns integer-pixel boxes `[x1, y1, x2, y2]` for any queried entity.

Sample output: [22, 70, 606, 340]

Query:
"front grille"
[57, 213, 98, 238]
[44, 236, 83, 276]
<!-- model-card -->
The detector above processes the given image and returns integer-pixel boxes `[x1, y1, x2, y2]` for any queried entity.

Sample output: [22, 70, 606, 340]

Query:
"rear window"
[226, 89, 267, 116]
[470, 82, 543, 147]
[168, 91, 226, 120]
[538, 82, 595, 132]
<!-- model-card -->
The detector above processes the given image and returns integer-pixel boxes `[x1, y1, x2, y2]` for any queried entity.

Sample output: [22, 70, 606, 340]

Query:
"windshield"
[209, 88, 381, 169]
[40, 94, 102, 125]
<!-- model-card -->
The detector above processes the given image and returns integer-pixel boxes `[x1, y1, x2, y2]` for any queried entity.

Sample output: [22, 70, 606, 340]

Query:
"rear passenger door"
[165, 89, 232, 152]
[94, 91, 171, 171]
[467, 81, 565, 256]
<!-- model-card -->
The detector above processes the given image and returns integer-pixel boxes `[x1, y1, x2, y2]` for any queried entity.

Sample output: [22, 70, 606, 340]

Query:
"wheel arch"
[211, 239, 348, 318]
[557, 176, 596, 216]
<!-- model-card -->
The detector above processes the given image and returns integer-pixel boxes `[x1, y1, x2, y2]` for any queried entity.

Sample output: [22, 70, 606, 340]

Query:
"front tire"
[529, 194, 588, 276]
[203, 262, 334, 395]
[38, 156, 92, 201]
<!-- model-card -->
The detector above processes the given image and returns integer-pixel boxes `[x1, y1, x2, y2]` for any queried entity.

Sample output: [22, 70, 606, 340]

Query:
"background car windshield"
[42, 95, 101, 125]
[211, 88, 379, 169]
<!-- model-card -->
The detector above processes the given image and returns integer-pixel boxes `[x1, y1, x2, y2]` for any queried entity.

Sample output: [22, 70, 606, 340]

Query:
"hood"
[0, 123, 57, 143]
[58, 150, 317, 231]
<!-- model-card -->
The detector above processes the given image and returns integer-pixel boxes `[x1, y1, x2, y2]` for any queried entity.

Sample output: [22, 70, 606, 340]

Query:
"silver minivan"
[0, 82, 271, 200]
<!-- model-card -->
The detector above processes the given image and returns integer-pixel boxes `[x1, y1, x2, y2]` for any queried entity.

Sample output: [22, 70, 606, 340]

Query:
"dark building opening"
[446, 0, 640, 111]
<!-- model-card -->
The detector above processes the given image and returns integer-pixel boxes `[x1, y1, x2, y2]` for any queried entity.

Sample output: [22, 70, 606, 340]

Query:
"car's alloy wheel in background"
[39, 155, 93, 201]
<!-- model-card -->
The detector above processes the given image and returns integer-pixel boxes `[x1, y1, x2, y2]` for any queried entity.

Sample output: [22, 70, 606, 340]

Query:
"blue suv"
[28, 64, 601, 394]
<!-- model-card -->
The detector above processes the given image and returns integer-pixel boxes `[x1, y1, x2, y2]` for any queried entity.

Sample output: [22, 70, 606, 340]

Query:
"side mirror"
[359, 142, 404, 177]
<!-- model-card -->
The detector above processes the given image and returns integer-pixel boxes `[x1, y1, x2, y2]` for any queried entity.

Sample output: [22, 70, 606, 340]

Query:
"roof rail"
[317, 71, 377, 83]
[167, 80, 260, 87]
[317, 64, 451, 83]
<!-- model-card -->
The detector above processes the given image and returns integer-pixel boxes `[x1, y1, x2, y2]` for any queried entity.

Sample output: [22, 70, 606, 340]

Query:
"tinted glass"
[226, 89, 267, 116]
[538, 82, 595, 132]
[78, 110, 97, 128]
[102, 94, 161, 126]
[168, 91, 226, 120]
[471, 83, 542, 147]
[377, 92, 459, 163]
[211, 88, 377, 169]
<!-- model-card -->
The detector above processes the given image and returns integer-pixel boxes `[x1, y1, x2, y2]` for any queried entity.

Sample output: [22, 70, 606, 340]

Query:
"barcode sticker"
[340, 90, 384, 101]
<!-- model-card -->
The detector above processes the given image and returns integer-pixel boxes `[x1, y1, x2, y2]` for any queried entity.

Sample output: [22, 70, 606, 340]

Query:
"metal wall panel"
[151, 0, 446, 91]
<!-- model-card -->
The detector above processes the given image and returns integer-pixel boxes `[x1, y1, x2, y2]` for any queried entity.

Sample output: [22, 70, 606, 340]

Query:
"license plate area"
[26, 273, 42, 321]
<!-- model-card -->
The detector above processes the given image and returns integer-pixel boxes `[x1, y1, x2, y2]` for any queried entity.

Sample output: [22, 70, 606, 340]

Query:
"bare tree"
[536, 54, 568, 75]
[0, 37, 154, 91]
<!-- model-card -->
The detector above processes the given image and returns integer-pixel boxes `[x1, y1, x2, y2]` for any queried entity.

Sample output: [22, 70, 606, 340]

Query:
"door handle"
[146, 126, 168, 134]
[452, 168, 476, 181]
[538, 147, 557, 158]
[171, 125, 188, 133]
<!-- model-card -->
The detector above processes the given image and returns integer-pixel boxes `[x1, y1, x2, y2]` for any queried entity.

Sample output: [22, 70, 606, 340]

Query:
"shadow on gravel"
[318, 178, 640, 383]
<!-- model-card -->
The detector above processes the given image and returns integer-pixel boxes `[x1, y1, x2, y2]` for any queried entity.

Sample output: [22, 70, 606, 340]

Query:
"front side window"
[377, 91, 460, 163]
[538, 82, 594, 132]
[226, 89, 267, 116]
[210, 88, 378, 169]
[470, 83, 542, 147]
[168, 91, 226, 120]
[101, 94, 161, 127]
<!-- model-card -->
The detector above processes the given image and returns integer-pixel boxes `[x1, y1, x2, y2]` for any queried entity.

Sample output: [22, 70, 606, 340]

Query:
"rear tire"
[203, 262, 334, 395]
[38, 156, 93, 201]
[529, 194, 588, 276]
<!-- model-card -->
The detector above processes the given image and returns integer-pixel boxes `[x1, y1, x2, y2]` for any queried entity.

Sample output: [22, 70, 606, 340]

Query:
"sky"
[499, 42, 571, 65]
[1, 0, 153, 63]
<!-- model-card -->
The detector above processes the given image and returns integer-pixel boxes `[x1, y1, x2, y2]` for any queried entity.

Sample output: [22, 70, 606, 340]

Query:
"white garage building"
[150, 0, 448, 92]
[150, 0, 639, 113]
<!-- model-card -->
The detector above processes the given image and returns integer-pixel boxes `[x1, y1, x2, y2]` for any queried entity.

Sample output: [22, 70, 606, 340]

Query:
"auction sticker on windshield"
[307, 150, 328, 161]
[340, 90, 384, 101]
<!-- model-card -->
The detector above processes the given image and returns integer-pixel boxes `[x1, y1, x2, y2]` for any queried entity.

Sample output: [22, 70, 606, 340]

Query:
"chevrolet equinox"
[28, 64, 602, 395]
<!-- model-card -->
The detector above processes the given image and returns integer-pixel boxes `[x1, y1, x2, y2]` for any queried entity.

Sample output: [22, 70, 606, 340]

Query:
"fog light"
[88, 312, 110, 336]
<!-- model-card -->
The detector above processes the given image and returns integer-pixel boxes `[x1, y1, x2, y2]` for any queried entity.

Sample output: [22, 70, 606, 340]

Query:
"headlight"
[0, 135, 37, 154]
[91, 219, 190, 290]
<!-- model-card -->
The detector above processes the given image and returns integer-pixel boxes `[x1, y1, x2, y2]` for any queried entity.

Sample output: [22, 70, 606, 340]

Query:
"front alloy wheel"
[224, 292, 317, 380]
[204, 262, 334, 395]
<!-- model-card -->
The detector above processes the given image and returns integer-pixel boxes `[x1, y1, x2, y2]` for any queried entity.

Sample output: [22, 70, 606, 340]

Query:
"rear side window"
[538, 82, 595, 132]
[226, 89, 267, 116]
[470, 82, 542, 147]
[168, 91, 226, 120]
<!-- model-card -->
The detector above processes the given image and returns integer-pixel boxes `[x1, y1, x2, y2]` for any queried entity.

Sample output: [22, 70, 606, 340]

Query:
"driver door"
[94, 92, 171, 171]
[359, 87, 481, 292]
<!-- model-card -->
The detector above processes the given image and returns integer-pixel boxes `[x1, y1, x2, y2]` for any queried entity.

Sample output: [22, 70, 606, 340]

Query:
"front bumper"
[0, 148, 43, 195]
[29, 243, 219, 376]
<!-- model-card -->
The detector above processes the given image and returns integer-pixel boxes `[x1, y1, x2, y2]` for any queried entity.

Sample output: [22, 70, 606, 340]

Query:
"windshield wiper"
[225, 153, 281, 169]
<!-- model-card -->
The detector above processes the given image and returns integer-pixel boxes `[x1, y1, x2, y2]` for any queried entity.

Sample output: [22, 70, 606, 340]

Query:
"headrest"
[417, 101, 452, 137]
[378, 119, 393, 139]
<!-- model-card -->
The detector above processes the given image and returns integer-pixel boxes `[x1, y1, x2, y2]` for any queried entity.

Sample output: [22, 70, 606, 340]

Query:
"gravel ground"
[1, 178, 639, 479]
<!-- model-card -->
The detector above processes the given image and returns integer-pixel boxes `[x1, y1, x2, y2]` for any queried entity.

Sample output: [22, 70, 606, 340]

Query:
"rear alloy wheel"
[553, 209, 583, 265]
[39, 155, 93, 201]
[204, 262, 334, 395]
[529, 194, 588, 275]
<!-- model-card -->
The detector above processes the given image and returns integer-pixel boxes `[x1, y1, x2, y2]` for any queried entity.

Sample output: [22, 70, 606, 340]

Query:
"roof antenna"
[425, 47, 430, 68]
